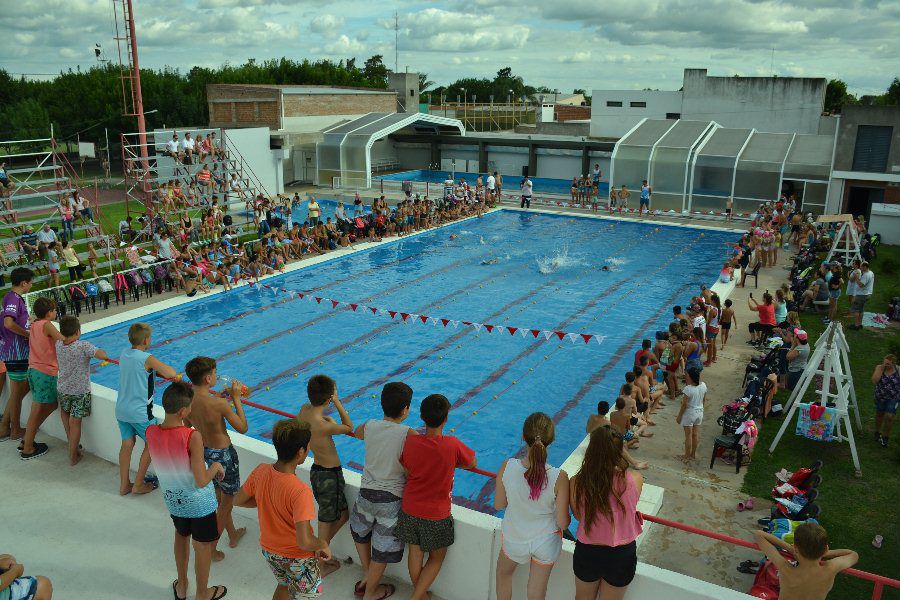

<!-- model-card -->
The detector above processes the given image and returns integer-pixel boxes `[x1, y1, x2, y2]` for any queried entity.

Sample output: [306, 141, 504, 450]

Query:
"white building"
[592, 69, 827, 138]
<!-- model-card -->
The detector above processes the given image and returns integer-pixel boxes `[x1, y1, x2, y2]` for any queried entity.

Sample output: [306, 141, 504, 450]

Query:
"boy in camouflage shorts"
[55, 316, 109, 465]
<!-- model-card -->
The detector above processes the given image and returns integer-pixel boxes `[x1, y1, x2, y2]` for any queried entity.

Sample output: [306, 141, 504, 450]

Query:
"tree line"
[0, 56, 392, 150]
[0, 60, 567, 151]
[825, 78, 899, 114]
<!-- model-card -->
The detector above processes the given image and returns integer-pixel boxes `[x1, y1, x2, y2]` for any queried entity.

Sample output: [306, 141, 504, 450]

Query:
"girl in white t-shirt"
[676, 367, 707, 464]
[494, 413, 570, 600]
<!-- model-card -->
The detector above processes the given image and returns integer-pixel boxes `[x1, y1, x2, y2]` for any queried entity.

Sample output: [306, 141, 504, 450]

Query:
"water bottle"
[217, 374, 251, 398]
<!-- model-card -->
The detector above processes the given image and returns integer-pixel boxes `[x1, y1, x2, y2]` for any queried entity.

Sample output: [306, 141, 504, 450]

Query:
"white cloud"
[310, 14, 345, 35]
[392, 8, 529, 52]
[0, 0, 895, 97]
[558, 51, 591, 64]
[324, 34, 366, 55]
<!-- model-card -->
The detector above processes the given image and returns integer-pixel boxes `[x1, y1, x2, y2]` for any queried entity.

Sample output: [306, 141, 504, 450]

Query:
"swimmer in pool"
[481, 258, 500, 265]
[450, 233, 458, 240]
[602, 265, 610, 271]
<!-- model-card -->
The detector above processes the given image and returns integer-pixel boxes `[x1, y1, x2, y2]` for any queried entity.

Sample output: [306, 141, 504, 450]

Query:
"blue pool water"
[378, 169, 610, 198]
[87, 210, 733, 512]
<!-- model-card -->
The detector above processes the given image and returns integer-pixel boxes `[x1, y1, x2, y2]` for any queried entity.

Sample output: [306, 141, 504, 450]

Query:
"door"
[293, 151, 316, 183]
[846, 186, 884, 223]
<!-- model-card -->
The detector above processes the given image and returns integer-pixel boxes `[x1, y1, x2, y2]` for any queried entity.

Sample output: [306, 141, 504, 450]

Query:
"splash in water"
[605, 257, 629, 267]
[536, 246, 580, 274]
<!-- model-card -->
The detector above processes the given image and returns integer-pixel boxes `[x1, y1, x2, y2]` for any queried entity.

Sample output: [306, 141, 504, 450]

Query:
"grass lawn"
[742, 244, 900, 600]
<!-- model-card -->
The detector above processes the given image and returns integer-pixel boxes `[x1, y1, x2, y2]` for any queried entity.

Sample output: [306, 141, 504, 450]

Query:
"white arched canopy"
[316, 112, 465, 188]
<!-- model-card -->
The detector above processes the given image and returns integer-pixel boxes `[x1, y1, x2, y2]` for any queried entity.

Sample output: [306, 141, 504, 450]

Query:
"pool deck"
[5, 193, 777, 598]
[0, 440, 436, 600]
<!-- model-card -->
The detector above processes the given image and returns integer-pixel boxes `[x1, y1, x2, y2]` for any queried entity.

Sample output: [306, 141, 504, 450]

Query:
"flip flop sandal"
[872, 535, 883, 549]
[172, 580, 186, 600]
[372, 584, 396, 600]
[209, 585, 227, 600]
[737, 501, 746, 512]
[737, 561, 760, 574]
[354, 581, 366, 597]
[744, 499, 755, 510]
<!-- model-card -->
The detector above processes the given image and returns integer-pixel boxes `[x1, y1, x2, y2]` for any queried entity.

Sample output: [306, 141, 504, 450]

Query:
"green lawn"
[742, 244, 900, 600]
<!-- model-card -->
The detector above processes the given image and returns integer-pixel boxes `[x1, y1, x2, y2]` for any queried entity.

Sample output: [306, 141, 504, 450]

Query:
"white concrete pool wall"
[4, 208, 751, 600]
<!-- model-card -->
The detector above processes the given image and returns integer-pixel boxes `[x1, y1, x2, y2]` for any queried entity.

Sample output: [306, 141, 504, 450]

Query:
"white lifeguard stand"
[768, 322, 862, 476]
[819, 214, 862, 266]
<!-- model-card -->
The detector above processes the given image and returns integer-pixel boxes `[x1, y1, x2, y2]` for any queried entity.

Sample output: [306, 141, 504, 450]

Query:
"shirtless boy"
[635, 360, 665, 415]
[184, 356, 249, 560]
[752, 523, 858, 600]
[609, 396, 641, 449]
[587, 400, 648, 469]
[720, 299, 736, 349]
[620, 375, 654, 429]
[297, 374, 354, 576]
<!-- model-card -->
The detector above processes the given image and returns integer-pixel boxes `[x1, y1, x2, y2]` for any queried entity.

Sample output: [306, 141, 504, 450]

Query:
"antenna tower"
[112, 0, 149, 170]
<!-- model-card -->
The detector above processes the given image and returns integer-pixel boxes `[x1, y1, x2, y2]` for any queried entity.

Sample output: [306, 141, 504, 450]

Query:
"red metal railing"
[97, 361, 898, 599]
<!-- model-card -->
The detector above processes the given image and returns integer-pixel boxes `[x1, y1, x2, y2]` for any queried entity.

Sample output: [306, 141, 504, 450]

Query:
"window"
[630, 101, 647, 108]
[852, 125, 892, 173]
[606, 101, 623, 107]
[666, 113, 682, 119]
[410, 89, 415, 97]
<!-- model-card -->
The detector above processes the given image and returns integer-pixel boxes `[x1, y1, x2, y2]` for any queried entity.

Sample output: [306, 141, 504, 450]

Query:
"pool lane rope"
[219, 222, 618, 398]
[448, 231, 707, 433]
[391, 224, 666, 385]
[248, 225, 691, 350]
[299, 222, 636, 409]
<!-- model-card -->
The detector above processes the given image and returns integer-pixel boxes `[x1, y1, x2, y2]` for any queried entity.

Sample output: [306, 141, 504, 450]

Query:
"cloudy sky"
[1, 0, 896, 96]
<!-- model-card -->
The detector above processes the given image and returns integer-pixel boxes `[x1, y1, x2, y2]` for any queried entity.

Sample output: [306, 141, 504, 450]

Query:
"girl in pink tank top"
[569, 426, 644, 598]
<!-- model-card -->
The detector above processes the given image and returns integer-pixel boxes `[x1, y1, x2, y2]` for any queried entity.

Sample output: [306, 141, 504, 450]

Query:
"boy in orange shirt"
[236, 419, 330, 599]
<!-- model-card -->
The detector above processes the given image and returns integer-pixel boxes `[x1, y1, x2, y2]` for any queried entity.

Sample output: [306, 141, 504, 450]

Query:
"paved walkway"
[636, 248, 794, 591]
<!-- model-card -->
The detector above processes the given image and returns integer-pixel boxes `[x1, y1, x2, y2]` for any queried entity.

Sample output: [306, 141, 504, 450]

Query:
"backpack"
[140, 268, 153, 283]
[97, 278, 114, 293]
[114, 273, 128, 291]
[68, 285, 87, 300]
[128, 270, 143, 288]
[659, 345, 674, 366]
[154, 264, 169, 281]
[85, 282, 98, 297]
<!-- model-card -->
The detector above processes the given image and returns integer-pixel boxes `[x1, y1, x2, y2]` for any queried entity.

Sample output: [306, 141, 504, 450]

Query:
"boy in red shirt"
[236, 419, 330, 600]
[397, 394, 476, 600]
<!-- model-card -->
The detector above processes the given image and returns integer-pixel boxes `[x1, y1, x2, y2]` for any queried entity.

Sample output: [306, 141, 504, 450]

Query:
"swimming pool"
[86, 209, 734, 512]
[378, 169, 610, 198]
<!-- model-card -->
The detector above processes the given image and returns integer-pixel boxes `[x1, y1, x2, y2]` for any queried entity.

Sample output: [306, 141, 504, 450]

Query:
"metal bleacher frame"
[119, 127, 269, 241]
[0, 136, 115, 287]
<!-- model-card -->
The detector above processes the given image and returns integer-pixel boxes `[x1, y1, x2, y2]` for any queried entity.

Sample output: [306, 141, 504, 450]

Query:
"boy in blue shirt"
[116, 322, 179, 496]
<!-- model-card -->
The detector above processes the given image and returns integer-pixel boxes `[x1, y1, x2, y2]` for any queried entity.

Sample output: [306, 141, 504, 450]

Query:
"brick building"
[207, 84, 399, 131]
[555, 105, 591, 123]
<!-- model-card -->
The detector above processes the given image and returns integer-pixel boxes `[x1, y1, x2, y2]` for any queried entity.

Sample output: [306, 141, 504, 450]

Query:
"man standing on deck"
[639, 180, 652, 216]
[486, 172, 496, 204]
[520, 175, 532, 209]
[592, 163, 602, 186]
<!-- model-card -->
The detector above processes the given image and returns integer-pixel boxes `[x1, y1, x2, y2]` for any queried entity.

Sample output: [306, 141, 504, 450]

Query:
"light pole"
[461, 88, 467, 127]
